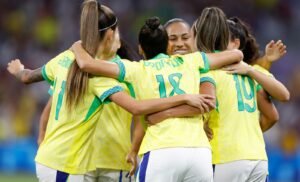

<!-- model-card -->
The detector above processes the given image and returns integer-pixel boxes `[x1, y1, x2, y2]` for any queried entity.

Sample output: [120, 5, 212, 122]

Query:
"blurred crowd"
[0, 0, 299, 181]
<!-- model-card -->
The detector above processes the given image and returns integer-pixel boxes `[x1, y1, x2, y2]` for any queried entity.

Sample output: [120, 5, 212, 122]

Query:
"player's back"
[201, 69, 267, 164]
[36, 50, 123, 174]
[93, 81, 133, 171]
[115, 52, 211, 155]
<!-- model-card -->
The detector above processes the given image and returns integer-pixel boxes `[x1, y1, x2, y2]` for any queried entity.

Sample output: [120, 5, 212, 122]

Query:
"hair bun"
[146, 17, 161, 30]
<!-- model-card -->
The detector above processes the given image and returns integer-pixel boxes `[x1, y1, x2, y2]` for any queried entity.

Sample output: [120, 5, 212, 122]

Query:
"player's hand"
[70, 40, 82, 52]
[203, 120, 213, 141]
[7, 59, 24, 77]
[126, 151, 138, 176]
[265, 40, 287, 62]
[185, 94, 215, 113]
[223, 62, 252, 75]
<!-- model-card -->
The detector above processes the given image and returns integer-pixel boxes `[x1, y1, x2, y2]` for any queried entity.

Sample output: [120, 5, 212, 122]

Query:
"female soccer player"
[158, 16, 285, 137]
[71, 15, 243, 181]
[7, 1, 212, 181]
[226, 17, 287, 131]
[164, 18, 195, 55]
[197, 13, 289, 182]
[144, 7, 289, 182]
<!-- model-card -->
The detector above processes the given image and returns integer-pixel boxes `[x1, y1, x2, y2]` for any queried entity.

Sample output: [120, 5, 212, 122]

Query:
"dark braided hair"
[138, 16, 168, 59]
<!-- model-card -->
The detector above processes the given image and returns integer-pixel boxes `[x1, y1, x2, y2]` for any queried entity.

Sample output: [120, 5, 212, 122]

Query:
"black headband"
[99, 17, 118, 32]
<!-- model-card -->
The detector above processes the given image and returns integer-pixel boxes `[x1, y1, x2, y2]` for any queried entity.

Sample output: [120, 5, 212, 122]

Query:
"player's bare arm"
[223, 62, 290, 102]
[257, 89, 279, 132]
[256, 40, 287, 71]
[7, 59, 44, 84]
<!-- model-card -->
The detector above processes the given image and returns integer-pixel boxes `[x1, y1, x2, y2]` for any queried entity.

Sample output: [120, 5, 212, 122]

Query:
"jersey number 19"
[233, 74, 256, 113]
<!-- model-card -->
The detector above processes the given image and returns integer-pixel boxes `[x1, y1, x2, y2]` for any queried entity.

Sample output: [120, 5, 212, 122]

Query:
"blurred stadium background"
[0, 0, 299, 181]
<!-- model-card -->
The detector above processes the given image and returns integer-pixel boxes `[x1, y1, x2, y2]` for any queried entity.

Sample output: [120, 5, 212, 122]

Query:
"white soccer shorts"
[136, 147, 213, 182]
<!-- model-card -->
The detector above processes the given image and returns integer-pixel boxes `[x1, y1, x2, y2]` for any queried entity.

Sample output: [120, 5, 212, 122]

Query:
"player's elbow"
[280, 91, 290, 102]
[128, 105, 143, 115]
[76, 59, 88, 70]
[233, 49, 244, 62]
[275, 91, 290, 102]
[268, 110, 280, 127]
[271, 112, 280, 124]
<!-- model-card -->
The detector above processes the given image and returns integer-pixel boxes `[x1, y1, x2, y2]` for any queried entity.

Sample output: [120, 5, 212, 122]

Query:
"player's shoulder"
[252, 64, 273, 77]
[90, 76, 119, 84]
[56, 50, 75, 60]
[48, 50, 75, 68]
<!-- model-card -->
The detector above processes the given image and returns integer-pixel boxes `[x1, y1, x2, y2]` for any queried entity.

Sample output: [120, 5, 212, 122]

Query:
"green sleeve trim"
[84, 97, 102, 122]
[112, 59, 136, 98]
[113, 59, 126, 82]
[256, 84, 263, 92]
[99, 86, 124, 103]
[125, 82, 136, 98]
[48, 88, 53, 96]
[199, 52, 210, 73]
[200, 77, 216, 87]
[42, 65, 54, 85]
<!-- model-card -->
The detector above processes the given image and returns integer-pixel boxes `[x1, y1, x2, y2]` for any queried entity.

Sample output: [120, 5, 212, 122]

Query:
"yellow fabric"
[115, 52, 211, 155]
[253, 64, 273, 77]
[93, 81, 132, 171]
[200, 68, 267, 164]
[36, 50, 123, 174]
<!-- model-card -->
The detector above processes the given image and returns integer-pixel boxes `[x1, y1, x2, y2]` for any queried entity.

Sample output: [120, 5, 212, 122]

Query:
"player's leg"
[96, 169, 133, 182]
[36, 162, 97, 182]
[136, 148, 187, 182]
[246, 160, 268, 182]
[36, 162, 56, 182]
[214, 160, 254, 182]
[67, 171, 96, 182]
[183, 147, 213, 182]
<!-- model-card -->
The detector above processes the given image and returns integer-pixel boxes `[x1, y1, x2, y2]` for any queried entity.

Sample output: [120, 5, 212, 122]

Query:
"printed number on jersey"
[233, 74, 256, 112]
[156, 73, 185, 98]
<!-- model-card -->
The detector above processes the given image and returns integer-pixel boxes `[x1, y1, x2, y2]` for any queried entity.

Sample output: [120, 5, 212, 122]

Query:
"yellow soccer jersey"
[92, 56, 133, 171]
[253, 64, 273, 77]
[200, 66, 267, 164]
[114, 52, 211, 155]
[36, 50, 124, 174]
[253, 64, 274, 92]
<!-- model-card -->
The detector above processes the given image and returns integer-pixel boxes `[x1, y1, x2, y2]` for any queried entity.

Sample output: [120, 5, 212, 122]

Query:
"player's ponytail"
[228, 17, 260, 65]
[66, 0, 118, 110]
[194, 7, 229, 53]
[138, 16, 168, 59]
[66, 0, 99, 110]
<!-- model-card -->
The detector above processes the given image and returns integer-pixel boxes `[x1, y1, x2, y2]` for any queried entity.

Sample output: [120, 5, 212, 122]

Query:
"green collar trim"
[151, 53, 169, 60]
[109, 55, 121, 62]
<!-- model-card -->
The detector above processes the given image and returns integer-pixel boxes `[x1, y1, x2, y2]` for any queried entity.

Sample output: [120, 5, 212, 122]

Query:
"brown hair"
[193, 7, 229, 53]
[65, 0, 117, 109]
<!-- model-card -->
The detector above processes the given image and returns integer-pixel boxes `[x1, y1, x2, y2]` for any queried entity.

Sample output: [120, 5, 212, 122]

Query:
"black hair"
[228, 17, 260, 65]
[138, 16, 168, 59]
[117, 38, 141, 61]
[98, 5, 118, 41]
